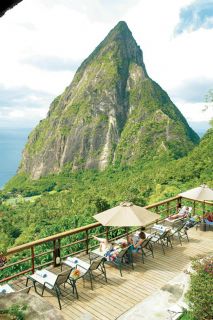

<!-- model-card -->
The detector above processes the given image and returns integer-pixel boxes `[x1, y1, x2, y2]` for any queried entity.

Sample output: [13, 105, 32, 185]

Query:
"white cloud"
[0, 0, 212, 130]
[175, 101, 213, 122]
[0, 106, 48, 128]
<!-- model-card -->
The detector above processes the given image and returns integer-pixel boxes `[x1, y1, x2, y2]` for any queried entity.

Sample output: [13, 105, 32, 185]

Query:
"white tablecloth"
[152, 224, 170, 233]
[64, 257, 90, 270]
[30, 269, 57, 287]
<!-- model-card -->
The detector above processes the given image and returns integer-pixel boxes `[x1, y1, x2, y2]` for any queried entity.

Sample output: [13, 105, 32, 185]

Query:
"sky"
[0, 0, 213, 134]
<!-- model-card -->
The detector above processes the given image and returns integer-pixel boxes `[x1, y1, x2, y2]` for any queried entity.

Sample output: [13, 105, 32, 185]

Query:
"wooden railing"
[1, 195, 212, 283]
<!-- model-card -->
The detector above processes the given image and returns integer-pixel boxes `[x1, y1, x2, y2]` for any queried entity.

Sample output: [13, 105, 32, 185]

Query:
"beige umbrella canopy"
[179, 184, 213, 201]
[93, 201, 160, 227]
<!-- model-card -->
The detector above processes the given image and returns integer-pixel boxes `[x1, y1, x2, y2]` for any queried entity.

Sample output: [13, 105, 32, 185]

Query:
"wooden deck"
[15, 228, 213, 320]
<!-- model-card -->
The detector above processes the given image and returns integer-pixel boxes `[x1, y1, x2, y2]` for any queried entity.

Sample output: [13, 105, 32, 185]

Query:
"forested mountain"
[1, 128, 212, 251]
[18, 21, 199, 179]
[1, 22, 212, 252]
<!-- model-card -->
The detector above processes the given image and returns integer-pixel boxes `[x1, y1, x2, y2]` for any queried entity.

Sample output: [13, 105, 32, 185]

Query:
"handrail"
[7, 222, 101, 255]
[1, 194, 212, 284]
[6, 196, 181, 255]
[180, 197, 213, 205]
[145, 195, 180, 208]
[6, 195, 213, 255]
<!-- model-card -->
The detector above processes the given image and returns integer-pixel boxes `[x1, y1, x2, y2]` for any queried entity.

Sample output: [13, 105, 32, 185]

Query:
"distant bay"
[0, 128, 32, 189]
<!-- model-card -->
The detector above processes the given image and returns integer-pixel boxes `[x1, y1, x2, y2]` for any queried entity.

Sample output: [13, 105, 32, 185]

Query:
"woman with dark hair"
[128, 231, 146, 252]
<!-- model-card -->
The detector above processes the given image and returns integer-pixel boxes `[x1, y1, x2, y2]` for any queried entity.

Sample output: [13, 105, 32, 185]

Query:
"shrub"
[180, 311, 195, 319]
[186, 256, 213, 320]
[0, 303, 27, 320]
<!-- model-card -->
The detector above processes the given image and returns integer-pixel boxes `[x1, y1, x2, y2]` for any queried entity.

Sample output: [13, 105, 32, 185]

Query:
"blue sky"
[0, 0, 212, 130]
[175, 0, 213, 33]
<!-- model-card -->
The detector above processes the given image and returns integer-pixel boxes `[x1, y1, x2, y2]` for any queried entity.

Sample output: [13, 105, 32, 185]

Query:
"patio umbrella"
[179, 184, 213, 201]
[93, 201, 160, 227]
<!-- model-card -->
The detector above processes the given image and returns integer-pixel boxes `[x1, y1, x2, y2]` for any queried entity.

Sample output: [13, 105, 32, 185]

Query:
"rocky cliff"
[19, 21, 199, 179]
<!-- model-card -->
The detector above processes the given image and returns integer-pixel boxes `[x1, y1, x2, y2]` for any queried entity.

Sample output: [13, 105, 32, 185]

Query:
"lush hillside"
[1, 21, 211, 253]
[18, 21, 199, 179]
[1, 128, 212, 252]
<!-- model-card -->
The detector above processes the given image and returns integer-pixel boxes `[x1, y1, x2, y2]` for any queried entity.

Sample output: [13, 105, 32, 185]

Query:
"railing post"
[155, 206, 159, 214]
[85, 230, 89, 254]
[193, 201, 196, 216]
[31, 246, 35, 274]
[166, 202, 170, 216]
[203, 201, 206, 215]
[58, 239, 61, 265]
[177, 197, 182, 213]
[53, 239, 61, 267]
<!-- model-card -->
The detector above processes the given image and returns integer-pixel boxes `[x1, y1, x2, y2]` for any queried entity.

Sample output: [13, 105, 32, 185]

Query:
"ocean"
[0, 128, 32, 189]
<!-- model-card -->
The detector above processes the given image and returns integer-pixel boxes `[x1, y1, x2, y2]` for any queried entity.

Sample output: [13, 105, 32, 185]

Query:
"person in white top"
[92, 236, 123, 261]
[92, 235, 111, 252]
[168, 206, 190, 220]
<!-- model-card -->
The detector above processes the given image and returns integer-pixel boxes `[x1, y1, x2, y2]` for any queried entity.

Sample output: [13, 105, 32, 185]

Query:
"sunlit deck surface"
[14, 228, 213, 320]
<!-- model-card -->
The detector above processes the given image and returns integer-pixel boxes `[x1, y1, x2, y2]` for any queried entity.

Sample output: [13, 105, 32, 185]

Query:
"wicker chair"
[67, 257, 107, 298]
[140, 237, 154, 263]
[42, 269, 71, 309]
[150, 230, 173, 255]
[109, 245, 134, 277]
[169, 223, 189, 245]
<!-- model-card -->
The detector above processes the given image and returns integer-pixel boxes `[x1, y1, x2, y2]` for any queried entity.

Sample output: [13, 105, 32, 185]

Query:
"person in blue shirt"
[128, 231, 146, 252]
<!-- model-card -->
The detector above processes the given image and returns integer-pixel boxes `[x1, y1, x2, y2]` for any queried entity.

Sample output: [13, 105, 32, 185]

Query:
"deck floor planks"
[94, 283, 134, 307]
[65, 297, 111, 320]
[88, 285, 132, 311]
[10, 228, 212, 320]
[77, 291, 122, 318]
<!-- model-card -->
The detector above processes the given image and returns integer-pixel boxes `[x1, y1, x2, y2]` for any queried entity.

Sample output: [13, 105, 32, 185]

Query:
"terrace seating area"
[1, 196, 213, 320]
[1, 228, 212, 319]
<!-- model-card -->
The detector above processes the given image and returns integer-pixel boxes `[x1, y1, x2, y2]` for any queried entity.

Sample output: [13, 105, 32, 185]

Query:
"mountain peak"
[78, 21, 148, 79]
[115, 20, 129, 29]
[111, 21, 131, 35]
[19, 22, 199, 179]
[106, 21, 136, 46]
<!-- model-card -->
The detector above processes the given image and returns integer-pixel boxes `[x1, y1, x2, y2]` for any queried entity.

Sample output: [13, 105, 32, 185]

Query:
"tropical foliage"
[0, 128, 212, 252]
[186, 256, 213, 320]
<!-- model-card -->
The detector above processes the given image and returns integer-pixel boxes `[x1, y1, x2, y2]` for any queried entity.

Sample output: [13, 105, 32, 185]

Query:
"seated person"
[128, 227, 146, 243]
[104, 246, 122, 261]
[92, 235, 122, 261]
[168, 206, 190, 220]
[204, 212, 213, 222]
[128, 231, 146, 252]
[185, 215, 200, 229]
[92, 235, 112, 252]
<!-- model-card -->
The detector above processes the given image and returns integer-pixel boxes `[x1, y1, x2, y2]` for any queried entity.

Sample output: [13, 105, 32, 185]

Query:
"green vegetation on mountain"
[1, 128, 212, 252]
[18, 21, 199, 179]
[1, 21, 211, 253]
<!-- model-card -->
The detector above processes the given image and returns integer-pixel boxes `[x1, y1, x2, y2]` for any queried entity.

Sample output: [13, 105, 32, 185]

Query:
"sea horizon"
[0, 122, 210, 189]
[0, 127, 32, 189]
